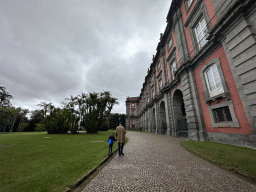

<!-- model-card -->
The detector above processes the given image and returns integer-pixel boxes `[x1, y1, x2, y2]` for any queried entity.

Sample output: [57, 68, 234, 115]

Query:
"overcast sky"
[0, 0, 171, 115]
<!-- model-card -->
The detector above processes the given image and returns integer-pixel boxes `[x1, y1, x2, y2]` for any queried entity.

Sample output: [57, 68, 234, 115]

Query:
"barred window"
[213, 107, 232, 123]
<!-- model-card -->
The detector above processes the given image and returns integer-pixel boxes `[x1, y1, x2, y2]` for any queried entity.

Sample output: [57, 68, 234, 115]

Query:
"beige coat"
[116, 125, 126, 143]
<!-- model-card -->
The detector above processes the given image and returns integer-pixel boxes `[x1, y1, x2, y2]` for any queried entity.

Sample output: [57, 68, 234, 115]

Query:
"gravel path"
[82, 131, 256, 192]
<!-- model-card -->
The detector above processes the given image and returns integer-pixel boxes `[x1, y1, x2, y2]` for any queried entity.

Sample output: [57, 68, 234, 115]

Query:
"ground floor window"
[207, 100, 240, 128]
[213, 106, 232, 123]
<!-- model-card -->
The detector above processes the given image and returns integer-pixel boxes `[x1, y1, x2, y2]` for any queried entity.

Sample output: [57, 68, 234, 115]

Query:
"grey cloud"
[0, 0, 171, 114]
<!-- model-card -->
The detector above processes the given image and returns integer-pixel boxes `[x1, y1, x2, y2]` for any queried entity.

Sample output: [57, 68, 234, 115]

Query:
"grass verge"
[181, 140, 256, 183]
[0, 131, 117, 192]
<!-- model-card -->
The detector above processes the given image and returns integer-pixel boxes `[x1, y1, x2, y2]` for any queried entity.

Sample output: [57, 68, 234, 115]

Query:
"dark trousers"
[109, 144, 113, 154]
[118, 143, 124, 156]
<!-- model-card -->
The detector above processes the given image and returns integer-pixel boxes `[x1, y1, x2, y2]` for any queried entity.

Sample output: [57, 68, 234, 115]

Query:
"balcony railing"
[202, 82, 230, 104]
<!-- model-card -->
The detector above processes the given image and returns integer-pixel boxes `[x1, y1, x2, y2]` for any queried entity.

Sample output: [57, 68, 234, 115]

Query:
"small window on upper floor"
[187, 0, 193, 7]
[131, 108, 135, 116]
[171, 60, 177, 80]
[194, 17, 208, 49]
[184, 0, 194, 12]
[204, 64, 224, 98]
[151, 74, 154, 83]
[158, 79, 163, 90]
[157, 62, 161, 71]
[131, 103, 135, 107]
[152, 89, 155, 98]
[168, 37, 173, 51]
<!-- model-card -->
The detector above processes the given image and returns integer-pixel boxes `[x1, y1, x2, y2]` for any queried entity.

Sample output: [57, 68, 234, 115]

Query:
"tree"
[45, 107, 69, 134]
[0, 107, 16, 132]
[82, 91, 117, 133]
[37, 102, 53, 119]
[27, 110, 44, 132]
[108, 113, 126, 130]
[64, 100, 80, 134]
[0, 84, 13, 107]
[17, 109, 29, 132]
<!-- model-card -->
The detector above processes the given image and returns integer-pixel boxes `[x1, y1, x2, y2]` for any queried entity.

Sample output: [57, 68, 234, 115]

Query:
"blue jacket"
[108, 135, 116, 145]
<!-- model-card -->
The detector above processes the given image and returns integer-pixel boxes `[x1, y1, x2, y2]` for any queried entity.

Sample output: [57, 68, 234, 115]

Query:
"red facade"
[126, 0, 256, 148]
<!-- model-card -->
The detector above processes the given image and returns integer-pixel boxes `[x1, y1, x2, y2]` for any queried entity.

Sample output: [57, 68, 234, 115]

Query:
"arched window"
[204, 64, 224, 97]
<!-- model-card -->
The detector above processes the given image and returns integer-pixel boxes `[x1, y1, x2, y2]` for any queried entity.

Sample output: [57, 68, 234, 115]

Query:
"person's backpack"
[108, 139, 114, 145]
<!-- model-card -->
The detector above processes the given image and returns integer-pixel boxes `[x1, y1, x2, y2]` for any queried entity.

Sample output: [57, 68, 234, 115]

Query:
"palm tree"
[37, 102, 52, 119]
[17, 109, 29, 132]
[0, 84, 13, 107]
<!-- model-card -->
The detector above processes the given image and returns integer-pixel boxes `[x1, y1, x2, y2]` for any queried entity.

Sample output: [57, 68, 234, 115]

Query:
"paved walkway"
[82, 131, 256, 191]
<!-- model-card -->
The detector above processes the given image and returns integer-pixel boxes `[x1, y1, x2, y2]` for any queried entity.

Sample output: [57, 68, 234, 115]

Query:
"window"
[152, 89, 155, 98]
[208, 100, 239, 127]
[195, 17, 208, 48]
[131, 108, 135, 116]
[184, 0, 194, 12]
[158, 79, 163, 90]
[132, 119, 135, 128]
[200, 58, 230, 104]
[184, 1, 211, 53]
[171, 60, 177, 79]
[213, 107, 232, 123]
[151, 74, 154, 83]
[157, 62, 161, 71]
[168, 37, 173, 50]
[205, 64, 224, 97]
[131, 103, 135, 107]
[187, 0, 193, 7]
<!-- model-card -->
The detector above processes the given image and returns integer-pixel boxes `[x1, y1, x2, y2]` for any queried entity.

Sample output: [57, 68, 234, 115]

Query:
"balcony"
[202, 82, 230, 105]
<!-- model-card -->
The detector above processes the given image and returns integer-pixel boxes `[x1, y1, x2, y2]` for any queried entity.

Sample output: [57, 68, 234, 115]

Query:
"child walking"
[108, 133, 116, 156]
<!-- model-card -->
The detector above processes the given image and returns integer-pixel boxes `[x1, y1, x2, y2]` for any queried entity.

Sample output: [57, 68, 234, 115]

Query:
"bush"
[19, 123, 28, 132]
[45, 109, 69, 134]
[35, 123, 46, 132]
[80, 126, 85, 131]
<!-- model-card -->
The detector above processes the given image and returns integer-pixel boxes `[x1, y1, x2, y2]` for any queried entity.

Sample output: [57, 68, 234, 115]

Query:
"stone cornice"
[207, 0, 254, 43]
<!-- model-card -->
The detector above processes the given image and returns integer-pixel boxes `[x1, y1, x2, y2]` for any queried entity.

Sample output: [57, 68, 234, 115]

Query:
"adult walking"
[116, 122, 126, 156]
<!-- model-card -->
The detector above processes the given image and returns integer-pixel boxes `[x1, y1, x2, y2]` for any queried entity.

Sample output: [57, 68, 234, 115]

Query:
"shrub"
[19, 123, 28, 132]
[45, 108, 69, 134]
[35, 123, 46, 132]
[80, 126, 85, 131]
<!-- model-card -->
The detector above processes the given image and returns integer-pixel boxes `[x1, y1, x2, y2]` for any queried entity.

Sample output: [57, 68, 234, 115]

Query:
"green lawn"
[182, 140, 256, 180]
[0, 131, 118, 192]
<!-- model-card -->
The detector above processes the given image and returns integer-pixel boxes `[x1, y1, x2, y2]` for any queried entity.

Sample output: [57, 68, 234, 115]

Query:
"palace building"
[126, 0, 256, 148]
